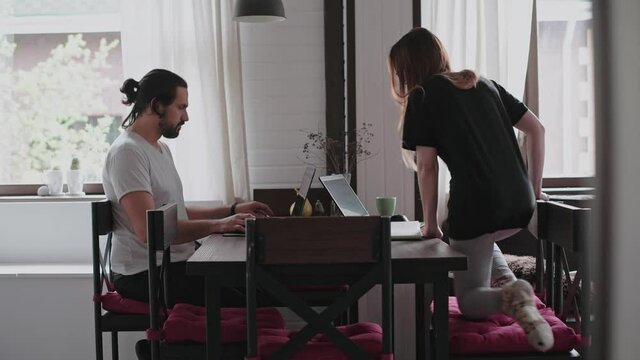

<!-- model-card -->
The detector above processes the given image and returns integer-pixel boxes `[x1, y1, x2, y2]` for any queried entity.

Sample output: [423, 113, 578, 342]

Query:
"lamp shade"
[233, 0, 286, 23]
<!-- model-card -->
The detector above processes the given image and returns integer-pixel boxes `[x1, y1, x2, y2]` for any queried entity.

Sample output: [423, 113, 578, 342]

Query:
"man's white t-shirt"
[102, 130, 194, 275]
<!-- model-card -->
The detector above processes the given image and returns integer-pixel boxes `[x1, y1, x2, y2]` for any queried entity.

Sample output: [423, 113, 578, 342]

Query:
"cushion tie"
[146, 328, 164, 341]
[578, 334, 587, 348]
[92, 294, 103, 303]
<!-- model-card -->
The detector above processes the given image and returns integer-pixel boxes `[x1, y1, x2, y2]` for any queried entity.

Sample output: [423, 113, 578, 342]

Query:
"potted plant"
[300, 122, 376, 181]
[67, 157, 84, 195]
[44, 165, 64, 196]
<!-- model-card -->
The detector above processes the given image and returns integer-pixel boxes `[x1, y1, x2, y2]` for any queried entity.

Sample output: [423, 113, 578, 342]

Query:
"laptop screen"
[319, 174, 369, 216]
[320, 174, 422, 239]
[291, 167, 316, 216]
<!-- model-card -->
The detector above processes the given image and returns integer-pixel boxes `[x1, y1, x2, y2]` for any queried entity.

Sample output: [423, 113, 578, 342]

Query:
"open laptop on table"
[319, 174, 423, 240]
[291, 166, 316, 216]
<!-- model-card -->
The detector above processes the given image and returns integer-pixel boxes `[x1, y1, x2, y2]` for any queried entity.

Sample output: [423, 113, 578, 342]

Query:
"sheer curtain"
[421, 0, 534, 226]
[119, 0, 249, 202]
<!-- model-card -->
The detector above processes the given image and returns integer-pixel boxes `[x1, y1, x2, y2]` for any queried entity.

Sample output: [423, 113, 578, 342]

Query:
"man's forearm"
[174, 220, 215, 244]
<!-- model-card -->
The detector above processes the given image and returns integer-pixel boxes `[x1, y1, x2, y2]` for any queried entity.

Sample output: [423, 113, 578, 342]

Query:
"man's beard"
[159, 115, 184, 139]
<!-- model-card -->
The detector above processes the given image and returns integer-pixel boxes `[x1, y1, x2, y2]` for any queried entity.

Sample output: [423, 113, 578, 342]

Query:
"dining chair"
[537, 200, 592, 335]
[245, 216, 394, 360]
[91, 200, 151, 360]
[438, 200, 587, 359]
[443, 295, 583, 359]
[141, 203, 285, 360]
[253, 188, 358, 325]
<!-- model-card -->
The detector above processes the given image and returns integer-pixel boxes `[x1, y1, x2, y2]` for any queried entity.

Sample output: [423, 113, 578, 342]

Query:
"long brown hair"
[388, 27, 479, 169]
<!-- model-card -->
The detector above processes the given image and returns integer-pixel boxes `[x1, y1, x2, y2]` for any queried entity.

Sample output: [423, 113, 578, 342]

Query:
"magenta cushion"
[446, 297, 581, 354]
[163, 304, 285, 344]
[255, 322, 383, 359]
[100, 291, 151, 314]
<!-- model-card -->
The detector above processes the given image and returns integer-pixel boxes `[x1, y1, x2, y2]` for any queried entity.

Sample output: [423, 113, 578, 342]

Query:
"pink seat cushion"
[100, 291, 151, 314]
[163, 304, 285, 344]
[255, 322, 383, 359]
[446, 297, 581, 354]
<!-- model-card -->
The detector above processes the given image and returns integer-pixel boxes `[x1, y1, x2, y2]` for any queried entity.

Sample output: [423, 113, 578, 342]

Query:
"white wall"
[0, 201, 92, 265]
[605, 0, 640, 358]
[0, 200, 141, 360]
[0, 275, 142, 360]
[241, 0, 326, 190]
[355, 0, 415, 218]
[353, 1, 418, 358]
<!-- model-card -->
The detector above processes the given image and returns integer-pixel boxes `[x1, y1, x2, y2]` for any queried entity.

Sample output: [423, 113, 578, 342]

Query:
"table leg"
[545, 239, 555, 309]
[536, 238, 545, 294]
[205, 276, 221, 360]
[433, 275, 449, 360]
[580, 248, 590, 339]
[415, 282, 426, 360]
[554, 245, 564, 312]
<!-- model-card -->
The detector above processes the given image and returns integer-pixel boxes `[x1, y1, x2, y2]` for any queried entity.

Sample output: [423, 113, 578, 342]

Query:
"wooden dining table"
[187, 234, 467, 360]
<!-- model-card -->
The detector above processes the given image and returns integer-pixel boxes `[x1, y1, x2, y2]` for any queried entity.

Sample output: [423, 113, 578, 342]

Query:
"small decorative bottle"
[313, 200, 325, 216]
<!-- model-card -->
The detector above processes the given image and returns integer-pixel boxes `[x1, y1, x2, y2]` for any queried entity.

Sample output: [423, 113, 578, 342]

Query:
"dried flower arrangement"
[301, 122, 375, 175]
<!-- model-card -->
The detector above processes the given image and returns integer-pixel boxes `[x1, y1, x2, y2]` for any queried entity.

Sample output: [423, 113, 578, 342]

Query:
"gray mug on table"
[376, 196, 396, 216]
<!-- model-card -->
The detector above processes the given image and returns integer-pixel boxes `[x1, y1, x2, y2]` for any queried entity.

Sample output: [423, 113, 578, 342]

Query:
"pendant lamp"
[233, 0, 286, 23]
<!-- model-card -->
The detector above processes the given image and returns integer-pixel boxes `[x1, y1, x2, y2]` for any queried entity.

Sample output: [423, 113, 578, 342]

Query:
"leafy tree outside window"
[0, 33, 121, 183]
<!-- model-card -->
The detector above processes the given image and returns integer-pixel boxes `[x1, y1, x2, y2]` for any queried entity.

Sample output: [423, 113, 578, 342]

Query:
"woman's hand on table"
[421, 225, 443, 239]
[537, 192, 550, 201]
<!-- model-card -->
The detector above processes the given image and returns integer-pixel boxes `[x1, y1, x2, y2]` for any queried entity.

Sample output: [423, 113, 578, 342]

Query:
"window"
[537, 0, 595, 178]
[0, 0, 123, 185]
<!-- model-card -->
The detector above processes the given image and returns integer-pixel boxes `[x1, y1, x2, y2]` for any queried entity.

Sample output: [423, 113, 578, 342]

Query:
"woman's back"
[402, 76, 535, 239]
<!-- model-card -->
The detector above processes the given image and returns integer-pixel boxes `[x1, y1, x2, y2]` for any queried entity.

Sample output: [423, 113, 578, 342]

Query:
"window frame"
[0, 11, 120, 195]
[532, 0, 595, 184]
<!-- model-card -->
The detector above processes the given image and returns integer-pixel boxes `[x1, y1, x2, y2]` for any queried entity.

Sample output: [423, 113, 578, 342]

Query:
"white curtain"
[119, 0, 249, 203]
[420, 0, 534, 226]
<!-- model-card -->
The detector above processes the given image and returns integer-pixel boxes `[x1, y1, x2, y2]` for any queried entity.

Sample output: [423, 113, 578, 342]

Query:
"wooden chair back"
[252, 216, 383, 265]
[245, 216, 393, 360]
[146, 203, 178, 360]
[91, 200, 149, 360]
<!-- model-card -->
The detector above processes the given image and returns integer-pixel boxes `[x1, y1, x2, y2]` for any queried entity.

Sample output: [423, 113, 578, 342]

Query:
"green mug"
[375, 196, 397, 216]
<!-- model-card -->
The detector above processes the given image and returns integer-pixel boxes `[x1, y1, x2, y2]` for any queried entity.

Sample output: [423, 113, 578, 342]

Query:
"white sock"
[491, 274, 517, 288]
[502, 280, 554, 352]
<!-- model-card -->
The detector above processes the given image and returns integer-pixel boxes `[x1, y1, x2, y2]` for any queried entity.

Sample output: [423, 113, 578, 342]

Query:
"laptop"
[291, 166, 316, 216]
[319, 174, 423, 240]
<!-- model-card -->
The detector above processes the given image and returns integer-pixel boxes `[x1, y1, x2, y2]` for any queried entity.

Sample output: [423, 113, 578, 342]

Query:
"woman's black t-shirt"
[402, 76, 535, 240]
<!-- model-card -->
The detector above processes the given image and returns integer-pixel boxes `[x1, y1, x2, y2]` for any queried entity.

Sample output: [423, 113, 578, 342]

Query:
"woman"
[388, 28, 553, 352]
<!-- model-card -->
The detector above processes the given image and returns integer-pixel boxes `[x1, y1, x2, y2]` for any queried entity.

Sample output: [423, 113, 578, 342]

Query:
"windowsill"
[0, 183, 104, 196]
[542, 177, 595, 188]
[0, 264, 92, 278]
[0, 194, 105, 203]
[542, 187, 595, 195]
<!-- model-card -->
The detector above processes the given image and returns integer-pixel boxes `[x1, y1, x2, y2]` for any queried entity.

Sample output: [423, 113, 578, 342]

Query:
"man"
[103, 69, 273, 306]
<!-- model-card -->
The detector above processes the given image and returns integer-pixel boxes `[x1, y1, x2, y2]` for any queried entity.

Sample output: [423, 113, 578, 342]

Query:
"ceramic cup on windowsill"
[66, 169, 84, 196]
[44, 169, 64, 196]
